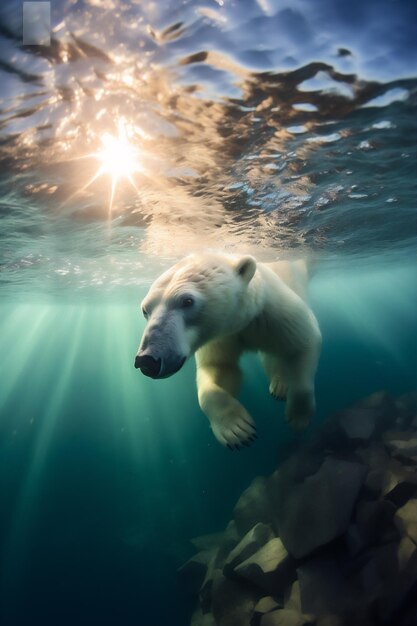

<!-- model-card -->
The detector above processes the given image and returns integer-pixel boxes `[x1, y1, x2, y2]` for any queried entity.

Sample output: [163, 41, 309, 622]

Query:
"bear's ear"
[235, 255, 256, 284]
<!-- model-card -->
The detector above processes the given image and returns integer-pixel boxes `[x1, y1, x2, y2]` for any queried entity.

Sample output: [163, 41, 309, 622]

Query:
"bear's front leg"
[195, 340, 257, 450]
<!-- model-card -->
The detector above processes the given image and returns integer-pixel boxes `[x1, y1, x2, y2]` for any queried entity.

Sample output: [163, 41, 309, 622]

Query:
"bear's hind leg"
[286, 388, 315, 431]
[261, 353, 289, 400]
[284, 351, 318, 430]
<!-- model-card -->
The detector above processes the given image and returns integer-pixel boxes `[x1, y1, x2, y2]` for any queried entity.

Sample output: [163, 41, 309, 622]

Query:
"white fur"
[140, 253, 321, 448]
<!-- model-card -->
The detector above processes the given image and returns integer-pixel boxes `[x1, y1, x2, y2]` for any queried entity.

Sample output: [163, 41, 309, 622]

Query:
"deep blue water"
[0, 0, 416, 625]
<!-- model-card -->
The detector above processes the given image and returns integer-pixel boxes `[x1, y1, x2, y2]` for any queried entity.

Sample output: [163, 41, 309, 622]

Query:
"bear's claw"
[211, 406, 257, 449]
[271, 392, 286, 401]
[232, 426, 257, 450]
[269, 379, 288, 400]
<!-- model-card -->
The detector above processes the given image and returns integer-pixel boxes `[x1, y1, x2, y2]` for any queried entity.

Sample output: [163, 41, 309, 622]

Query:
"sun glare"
[98, 123, 141, 183]
[77, 118, 144, 216]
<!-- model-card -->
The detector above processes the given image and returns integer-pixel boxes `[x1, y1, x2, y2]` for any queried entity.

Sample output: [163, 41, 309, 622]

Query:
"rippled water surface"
[0, 0, 416, 296]
[0, 3, 416, 626]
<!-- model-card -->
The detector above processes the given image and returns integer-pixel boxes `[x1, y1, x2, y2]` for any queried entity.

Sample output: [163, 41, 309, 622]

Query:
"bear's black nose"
[134, 354, 162, 378]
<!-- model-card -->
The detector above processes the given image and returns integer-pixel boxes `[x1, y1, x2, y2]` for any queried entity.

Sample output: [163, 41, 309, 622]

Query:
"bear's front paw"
[269, 378, 288, 401]
[285, 389, 315, 431]
[210, 405, 257, 451]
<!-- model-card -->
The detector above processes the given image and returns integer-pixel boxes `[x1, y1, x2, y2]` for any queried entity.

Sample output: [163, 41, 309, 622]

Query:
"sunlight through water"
[82, 119, 144, 216]
[0, 0, 416, 624]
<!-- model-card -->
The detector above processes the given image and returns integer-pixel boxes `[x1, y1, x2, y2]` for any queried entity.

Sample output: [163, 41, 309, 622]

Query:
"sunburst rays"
[66, 118, 144, 217]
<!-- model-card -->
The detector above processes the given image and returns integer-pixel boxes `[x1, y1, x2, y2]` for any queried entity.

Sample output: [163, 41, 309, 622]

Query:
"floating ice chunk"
[372, 120, 394, 129]
[287, 125, 307, 134]
[292, 103, 319, 112]
[363, 88, 409, 108]
[307, 132, 341, 144]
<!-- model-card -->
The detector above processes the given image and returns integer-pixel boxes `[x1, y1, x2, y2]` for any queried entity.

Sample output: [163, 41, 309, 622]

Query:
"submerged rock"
[297, 554, 360, 614]
[337, 407, 378, 442]
[233, 477, 274, 537]
[284, 580, 302, 612]
[380, 458, 417, 507]
[395, 392, 417, 428]
[344, 523, 367, 557]
[250, 596, 281, 626]
[181, 390, 417, 626]
[355, 499, 398, 544]
[178, 550, 215, 594]
[211, 570, 258, 626]
[394, 498, 417, 544]
[383, 431, 417, 465]
[215, 521, 241, 568]
[274, 457, 367, 558]
[233, 537, 295, 594]
[284, 580, 314, 623]
[259, 609, 313, 626]
[356, 391, 398, 428]
[375, 535, 417, 619]
[191, 606, 217, 626]
[199, 553, 218, 613]
[223, 522, 274, 578]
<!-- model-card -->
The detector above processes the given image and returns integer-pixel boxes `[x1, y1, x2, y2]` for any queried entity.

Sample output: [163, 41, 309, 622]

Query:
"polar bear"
[134, 253, 321, 449]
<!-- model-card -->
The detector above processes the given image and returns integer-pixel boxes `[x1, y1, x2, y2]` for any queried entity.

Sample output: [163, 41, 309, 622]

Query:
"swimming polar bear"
[134, 253, 321, 449]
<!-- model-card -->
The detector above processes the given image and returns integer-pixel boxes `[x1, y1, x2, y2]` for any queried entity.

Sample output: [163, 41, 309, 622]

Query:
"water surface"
[0, 1, 416, 624]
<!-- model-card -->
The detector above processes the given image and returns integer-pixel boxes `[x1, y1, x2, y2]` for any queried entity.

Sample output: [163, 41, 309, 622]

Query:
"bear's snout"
[134, 354, 162, 378]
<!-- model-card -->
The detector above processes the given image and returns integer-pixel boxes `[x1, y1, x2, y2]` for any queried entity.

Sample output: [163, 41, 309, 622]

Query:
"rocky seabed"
[179, 391, 417, 626]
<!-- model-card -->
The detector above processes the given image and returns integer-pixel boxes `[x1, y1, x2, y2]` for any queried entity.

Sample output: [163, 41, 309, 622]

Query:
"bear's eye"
[180, 296, 194, 308]
[142, 307, 148, 319]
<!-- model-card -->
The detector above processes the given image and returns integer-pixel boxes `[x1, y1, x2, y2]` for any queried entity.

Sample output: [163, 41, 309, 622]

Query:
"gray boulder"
[394, 498, 417, 544]
[190, 606, 216, 626]
[224, 522, 274, 578]
[380, 458, 417, 507]
[354, 555, 382, 603]
[274, 457, 367, 558]
[375, 535, 417, 620]
[355, 499, 398, 544]
[355, 391, 397, 428]
[357, 441, 390, 470]
[250, 596, 281, 626]
[199, 554, 218, 613]
[395, 392, 417, 427]
[178, 550, 215, 594]
[297, 554, 362, 615]
[337, 407, 378, 442]
[315, 617, 345, 626]
[284, 580, 302, 612]
[344, 523, 367, 557]
[383, 430, 417, 465]
[233, 476, 274, 537]
[211, 569, 258, 626]
[215, 520, 241, 568]
[233, 537, 295, 594]
[263, 583, 315, 626]
[260, 609, 314, 626]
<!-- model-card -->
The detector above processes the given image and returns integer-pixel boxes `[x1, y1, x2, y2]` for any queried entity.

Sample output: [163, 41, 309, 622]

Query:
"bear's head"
[134, 253, 257, 378]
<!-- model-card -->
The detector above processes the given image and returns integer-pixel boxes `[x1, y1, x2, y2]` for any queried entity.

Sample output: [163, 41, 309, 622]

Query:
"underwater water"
[0, 0, 416, 625]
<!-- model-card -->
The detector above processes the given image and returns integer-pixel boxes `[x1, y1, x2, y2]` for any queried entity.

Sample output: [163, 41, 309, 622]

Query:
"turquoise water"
[0, 0, 416, 624]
